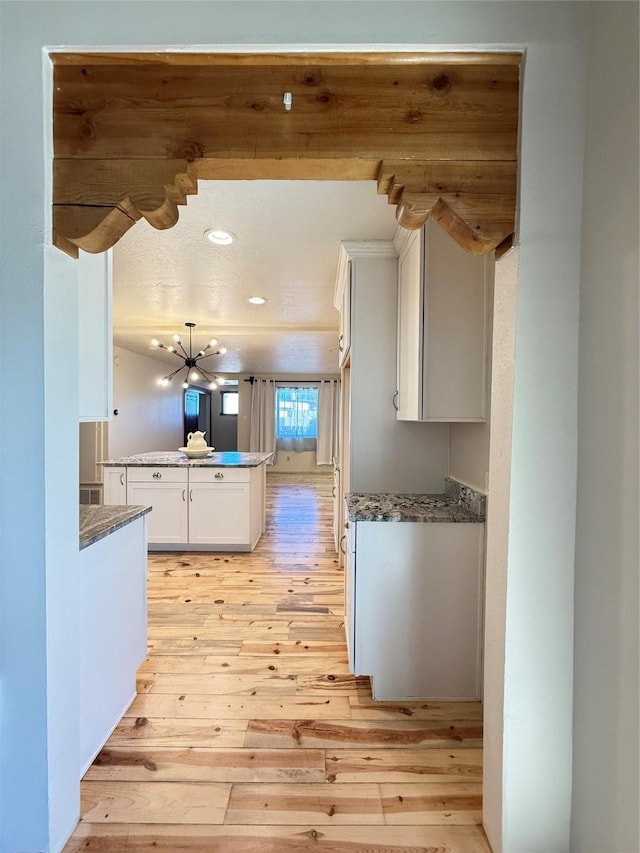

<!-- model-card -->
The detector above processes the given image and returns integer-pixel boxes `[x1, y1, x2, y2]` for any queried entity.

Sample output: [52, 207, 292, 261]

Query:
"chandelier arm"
[196, 351, 222, 360]
[163, 348, 188, 360]
[196, 364, 217, 381]
[175, 339, 190, 360]
[166, 364, 187, 381]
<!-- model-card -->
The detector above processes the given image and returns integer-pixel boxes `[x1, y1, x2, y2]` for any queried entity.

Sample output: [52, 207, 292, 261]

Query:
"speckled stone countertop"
[100, 451, 273, 468]
[346, 492, 485, 523]
[80, 504, 152, 550]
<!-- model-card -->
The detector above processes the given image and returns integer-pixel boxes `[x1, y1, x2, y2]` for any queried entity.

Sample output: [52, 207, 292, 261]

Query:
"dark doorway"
[183, 387, 211, 446]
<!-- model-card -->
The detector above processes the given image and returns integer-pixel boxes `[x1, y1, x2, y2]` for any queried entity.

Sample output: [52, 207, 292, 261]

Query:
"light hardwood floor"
[65, 472, 489, 852]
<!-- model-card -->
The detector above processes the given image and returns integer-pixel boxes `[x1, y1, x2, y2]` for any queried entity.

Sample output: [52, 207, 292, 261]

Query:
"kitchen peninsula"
[79, 503, 151, 773]
[101, 451, 272, 551]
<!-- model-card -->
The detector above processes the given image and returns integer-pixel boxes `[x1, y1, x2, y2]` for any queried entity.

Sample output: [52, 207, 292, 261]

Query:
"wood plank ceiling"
[52, 52, 521, 258]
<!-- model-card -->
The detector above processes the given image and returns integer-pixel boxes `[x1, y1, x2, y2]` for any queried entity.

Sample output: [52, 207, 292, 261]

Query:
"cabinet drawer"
[189, 467, 250, 483]
[126, 467, 188, 483]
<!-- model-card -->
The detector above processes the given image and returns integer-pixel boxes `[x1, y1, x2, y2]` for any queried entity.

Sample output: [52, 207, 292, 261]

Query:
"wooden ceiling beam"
[51, 52, 521, 257]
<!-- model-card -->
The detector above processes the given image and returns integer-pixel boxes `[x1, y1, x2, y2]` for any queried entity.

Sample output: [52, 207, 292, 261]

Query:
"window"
[220, 390, 239, 415]
[276, 386, 318, 450]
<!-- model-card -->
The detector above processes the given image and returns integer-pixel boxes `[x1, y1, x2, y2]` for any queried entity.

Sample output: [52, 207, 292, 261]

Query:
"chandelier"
[152, 322, 227, 390]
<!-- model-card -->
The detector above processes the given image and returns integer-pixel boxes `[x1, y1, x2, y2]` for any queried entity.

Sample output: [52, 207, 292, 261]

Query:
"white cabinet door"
[103, 467, 126, 505]
[78, 249, 113, 422]
[334, 248, 352, 367]
[188, 482, 250, 546]
[126, 481, 188, 545]
[396, 220, 492, 422]
[396, 229, 423, 421]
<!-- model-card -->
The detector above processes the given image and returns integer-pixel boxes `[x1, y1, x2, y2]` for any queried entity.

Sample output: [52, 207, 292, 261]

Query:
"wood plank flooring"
[64, 473, 489, 852]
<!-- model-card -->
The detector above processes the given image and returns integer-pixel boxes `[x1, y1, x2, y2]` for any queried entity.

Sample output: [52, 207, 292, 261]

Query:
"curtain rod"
[244, 377, 337, 383]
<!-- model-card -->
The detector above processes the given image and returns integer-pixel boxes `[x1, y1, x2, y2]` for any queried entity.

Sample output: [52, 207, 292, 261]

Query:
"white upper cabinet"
[395, 221, 493, 422]
[78, 249, 113, 422]
[334, 249, 352, 367]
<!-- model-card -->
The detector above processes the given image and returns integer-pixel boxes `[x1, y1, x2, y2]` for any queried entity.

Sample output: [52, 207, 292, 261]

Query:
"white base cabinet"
[346, 518, 484, 700]
[188, 467, 264, 549]
[79, 516, 147, 774]
[103, 465, 126, 505]
[126, 468, 188, 546]
[106, 464, 267, 551]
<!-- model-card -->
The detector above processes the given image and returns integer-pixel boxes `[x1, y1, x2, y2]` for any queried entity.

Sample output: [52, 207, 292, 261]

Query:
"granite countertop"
[346, 492, 485, 523]
[100, 451, 273, 468]
[80, 504, 152, 550]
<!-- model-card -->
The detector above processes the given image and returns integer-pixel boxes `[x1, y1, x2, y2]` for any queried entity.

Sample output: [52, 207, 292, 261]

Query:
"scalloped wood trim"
[52, 51, 520, 257]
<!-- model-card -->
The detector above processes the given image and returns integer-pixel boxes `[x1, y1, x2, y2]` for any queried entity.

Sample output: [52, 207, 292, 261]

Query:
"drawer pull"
[152, 471, 162, 479]
[215, 472, 224, 479]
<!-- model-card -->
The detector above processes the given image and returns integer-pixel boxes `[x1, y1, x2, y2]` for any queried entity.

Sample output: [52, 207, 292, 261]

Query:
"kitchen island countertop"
[100, 451, 273, 468]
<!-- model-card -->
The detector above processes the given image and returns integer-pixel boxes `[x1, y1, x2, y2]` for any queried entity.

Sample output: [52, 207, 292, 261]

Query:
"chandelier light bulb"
[151, 338, 160, 347]
[190, 370, 199, 381]
[182, 380, 189, 389]
[218, 347, 227, 355]
[173, 334, 181, 343]
[217, 377, 226, 385]
[167, 346, 175, 353]
[209, 338, 217, 347]
[209, 381, 217, 390]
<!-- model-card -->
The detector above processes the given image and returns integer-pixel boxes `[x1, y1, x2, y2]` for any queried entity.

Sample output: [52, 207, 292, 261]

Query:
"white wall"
[572, 4, 640, 851]
[109, 346, 184, 458]
[0, 3, 595, 852]
[449, 272, 494, 493]
[482, 247, 519, 847]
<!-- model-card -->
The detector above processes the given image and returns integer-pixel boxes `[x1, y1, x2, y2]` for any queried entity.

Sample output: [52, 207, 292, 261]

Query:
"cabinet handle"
[189, 489, 193, 502]
[153, 471, 162, 479]
[214, 472, 224, 479]
[332, 485, 337, 498]
[182, 489, 186, 502]
[338, 334, 344, 352]
[392, 390, 399, 411]
[119, 473, 124, 486]
[339, 534, 348, 555]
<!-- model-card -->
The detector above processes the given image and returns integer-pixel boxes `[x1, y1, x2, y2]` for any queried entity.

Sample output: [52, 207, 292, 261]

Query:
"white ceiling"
[112, 180, 399, 376]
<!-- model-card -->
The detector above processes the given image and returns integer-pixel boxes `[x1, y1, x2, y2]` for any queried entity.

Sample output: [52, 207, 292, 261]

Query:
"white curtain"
[316, 379, 340, 466]
[249, 378, 276, 464]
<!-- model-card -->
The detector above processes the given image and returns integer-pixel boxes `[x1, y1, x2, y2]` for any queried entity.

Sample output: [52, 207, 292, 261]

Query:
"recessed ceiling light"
[246, 296, 267, 305]
[204, 228, 235, 246]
